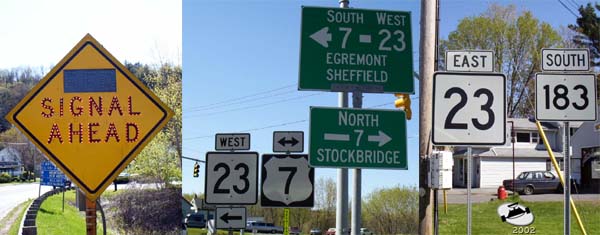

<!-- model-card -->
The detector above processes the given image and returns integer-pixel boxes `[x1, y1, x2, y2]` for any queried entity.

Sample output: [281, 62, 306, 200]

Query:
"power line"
[568, 0, 580, 9]
[557, 0, 579, 17]
[184, 84, 296, 110]
[184, 97, 419, 141]
[186, 89, 297, 113]
[184, 119, 307, 140]
[184, 92, 325, 118]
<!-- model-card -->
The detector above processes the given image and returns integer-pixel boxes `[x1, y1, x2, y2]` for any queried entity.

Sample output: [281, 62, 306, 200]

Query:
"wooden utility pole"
[419, 0, 436, 234]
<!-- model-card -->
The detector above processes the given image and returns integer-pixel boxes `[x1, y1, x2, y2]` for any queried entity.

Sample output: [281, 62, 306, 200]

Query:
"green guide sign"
[299, 6, 414, 93]
[309, 107, 407, 169]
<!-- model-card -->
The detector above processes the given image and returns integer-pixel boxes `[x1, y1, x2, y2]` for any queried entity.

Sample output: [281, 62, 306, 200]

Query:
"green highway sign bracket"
[309, 107, 407, 169]
[299, 6, 414, 94]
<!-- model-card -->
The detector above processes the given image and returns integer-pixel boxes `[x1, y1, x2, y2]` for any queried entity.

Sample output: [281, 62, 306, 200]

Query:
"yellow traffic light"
[394, 93, 412, 120]
[193, 162, 200, 178]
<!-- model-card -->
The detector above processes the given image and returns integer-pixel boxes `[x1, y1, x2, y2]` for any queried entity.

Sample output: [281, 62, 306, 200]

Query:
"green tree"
[441, 4, 562, 117]
[362, 186, 418, 235]
[126, 63, 182, 187]
[569, 2, 600, 68]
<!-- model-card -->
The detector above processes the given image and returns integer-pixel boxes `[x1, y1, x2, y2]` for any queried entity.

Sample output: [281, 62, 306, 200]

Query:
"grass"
[439, 198, 600, 235]
[0, 199, 32, 235]
[37, 190, 109, 235]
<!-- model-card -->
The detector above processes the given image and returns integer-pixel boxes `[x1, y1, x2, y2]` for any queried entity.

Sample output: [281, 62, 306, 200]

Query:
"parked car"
[245, 221, 283, 233]
[310, 228, 322, 235]
[325, 228, 336, 235]
[114, 172, 130, 184]
[289, 226, 301, 235]
[360, 228, 374, 235]
[503, 171, 561, 195]
[184, 213, 206, 228]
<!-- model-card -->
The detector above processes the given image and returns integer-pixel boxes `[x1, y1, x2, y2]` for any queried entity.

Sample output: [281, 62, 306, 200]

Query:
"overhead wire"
[184, 83, 297, 110]
[184, 96, 419, 141]
[557, 0, 580, 18]
[184, 92, 326, 118]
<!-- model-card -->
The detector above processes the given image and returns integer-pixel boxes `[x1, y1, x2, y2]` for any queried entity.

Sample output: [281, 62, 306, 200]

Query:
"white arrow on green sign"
[309, 107, 407, 169]
[299, 6, 414, 93]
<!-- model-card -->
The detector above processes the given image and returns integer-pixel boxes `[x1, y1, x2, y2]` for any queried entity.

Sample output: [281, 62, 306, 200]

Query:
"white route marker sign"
[535, 73, 597, 121]
[433, 72, 506, 145]
[446, 50, 494, 72]
[542, 48, 590, 72]
[205, 152, 258, 205]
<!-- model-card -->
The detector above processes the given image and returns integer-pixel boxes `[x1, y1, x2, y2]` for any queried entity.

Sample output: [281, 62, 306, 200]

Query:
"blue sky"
[0, 0, 181, 68]
[181, 0, 583, 197]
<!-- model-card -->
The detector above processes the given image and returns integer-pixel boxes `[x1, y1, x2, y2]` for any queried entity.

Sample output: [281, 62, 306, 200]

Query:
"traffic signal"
[394, 93, 412, 120]
[193, 162, 200, 178]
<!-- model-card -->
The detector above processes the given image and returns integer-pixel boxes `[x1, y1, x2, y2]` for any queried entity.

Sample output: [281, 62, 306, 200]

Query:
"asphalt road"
[0, 183, 51, 220]
[438, 188, 600, 204]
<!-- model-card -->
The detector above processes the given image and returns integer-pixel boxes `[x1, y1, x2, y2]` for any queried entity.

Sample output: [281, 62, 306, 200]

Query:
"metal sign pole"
[351, 91, 362, 235]
[85, 197, 97, 235]
[564, 122, 571, 235]
[467, 146, 472, 235]
[434, 189, 438, 235]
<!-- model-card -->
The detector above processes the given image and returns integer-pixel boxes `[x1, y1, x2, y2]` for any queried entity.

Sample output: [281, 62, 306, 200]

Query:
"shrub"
[110, 187, 182, 235]
[21, 171, 34, 180]
[0, 173, 11, 183]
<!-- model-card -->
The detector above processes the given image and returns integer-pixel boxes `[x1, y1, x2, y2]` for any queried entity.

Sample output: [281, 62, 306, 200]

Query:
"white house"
[452, 118, 582, 188]
[571, 107, 600, 192]
[0, 146, 23, 177]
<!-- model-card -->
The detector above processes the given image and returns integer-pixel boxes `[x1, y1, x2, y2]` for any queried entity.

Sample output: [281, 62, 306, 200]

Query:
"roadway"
[0, 183, 52, 220]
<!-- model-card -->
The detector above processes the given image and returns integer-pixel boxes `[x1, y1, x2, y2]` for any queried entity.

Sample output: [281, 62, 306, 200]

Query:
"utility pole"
[336, 2, 350, 234]
[419, 0, 436, 234]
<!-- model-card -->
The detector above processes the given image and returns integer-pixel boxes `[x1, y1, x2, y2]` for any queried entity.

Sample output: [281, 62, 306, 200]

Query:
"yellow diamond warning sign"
[5, 34, 173, 200]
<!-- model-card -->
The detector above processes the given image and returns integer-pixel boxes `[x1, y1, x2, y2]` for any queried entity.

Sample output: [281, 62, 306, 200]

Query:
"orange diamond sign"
[5, 34, 173, 200]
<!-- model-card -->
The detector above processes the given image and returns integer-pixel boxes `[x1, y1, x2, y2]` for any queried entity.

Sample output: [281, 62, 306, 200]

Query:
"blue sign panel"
[41, 161, 67, 187]
[63, 69, 117, 93]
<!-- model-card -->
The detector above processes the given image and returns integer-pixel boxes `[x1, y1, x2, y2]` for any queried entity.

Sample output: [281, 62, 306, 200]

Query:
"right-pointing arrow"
[310, 27, 332, 48]
[368, 130, 392, 147]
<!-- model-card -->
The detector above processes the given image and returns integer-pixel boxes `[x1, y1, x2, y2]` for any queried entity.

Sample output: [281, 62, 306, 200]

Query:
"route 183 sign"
[5, 34, 173, 200]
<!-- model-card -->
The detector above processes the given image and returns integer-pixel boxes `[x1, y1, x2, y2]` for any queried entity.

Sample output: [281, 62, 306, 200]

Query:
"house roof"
[455, 146, 564, 158]
[0, 146, 22, 163]
[507, 118, 582, 131]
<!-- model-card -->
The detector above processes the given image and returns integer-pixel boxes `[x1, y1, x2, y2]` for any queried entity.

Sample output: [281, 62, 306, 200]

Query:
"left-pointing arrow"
[310, 27, 332, 48]
[220, 212, 242, 223]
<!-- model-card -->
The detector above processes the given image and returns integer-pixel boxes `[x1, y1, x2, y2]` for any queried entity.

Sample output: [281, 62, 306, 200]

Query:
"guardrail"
[19, 187, 73, 235]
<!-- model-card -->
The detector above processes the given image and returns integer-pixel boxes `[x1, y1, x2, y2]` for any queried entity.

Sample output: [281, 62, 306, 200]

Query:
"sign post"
[536, 48, 596, 235]
[283, 208, 290, 235]
[4, 34, 173, 234]
[85, 198, 97, 235]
